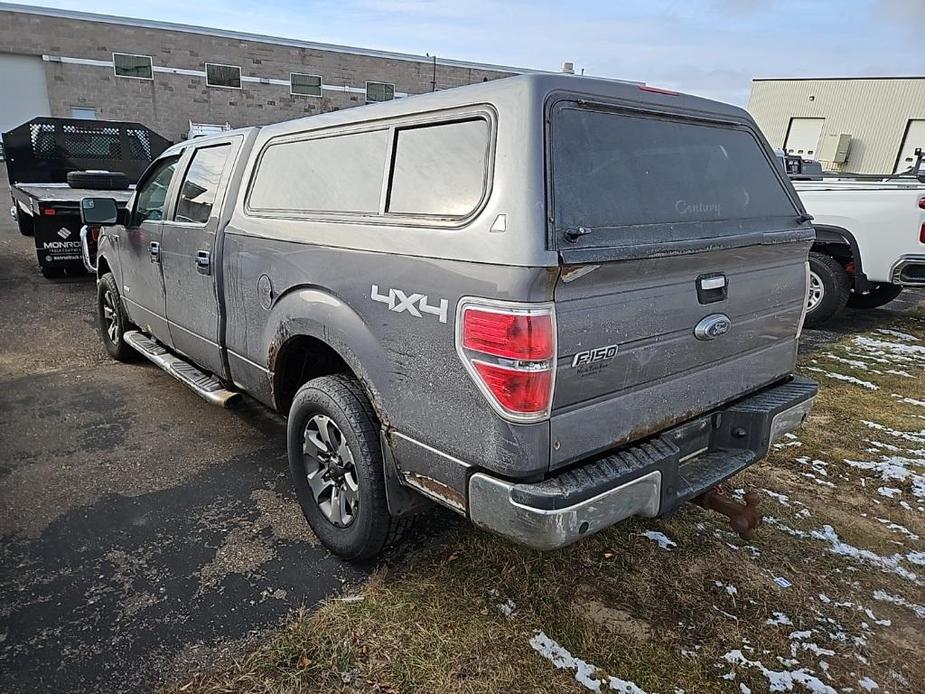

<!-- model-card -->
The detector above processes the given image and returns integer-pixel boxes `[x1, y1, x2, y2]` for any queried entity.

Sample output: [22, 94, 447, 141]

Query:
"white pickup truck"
[794, 179, 925, 326]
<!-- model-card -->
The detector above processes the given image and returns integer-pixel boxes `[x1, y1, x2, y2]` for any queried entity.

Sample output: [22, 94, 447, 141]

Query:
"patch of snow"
[804, 366, 878, 390]
[845, 454, 925, 500]
[886, 369, 914, 378]
[497, 598, 516, 618]
[640, 530, 676, 550]
[861, 420, 925, 445]
[722, 649, 836, 694]
[768, 519, 920, 583]
[773, 576, 793, 589]
[853, 336, 925, 358]
[878, 486, 901, 498]
[767, 612, 792, 626]
[763, 489, 791, 506]
[876, 329, 918, 341]
[858, 675, 879, 691]
[739, 685, 752, 694]
[907, 551, 925, 566]
[893, 395, 925, 407]
[876, 518, 919, 540]
[528, 630, 648, 693]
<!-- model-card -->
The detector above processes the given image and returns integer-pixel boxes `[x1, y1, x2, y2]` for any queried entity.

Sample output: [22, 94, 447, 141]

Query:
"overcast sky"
[16, 0, 925, 105]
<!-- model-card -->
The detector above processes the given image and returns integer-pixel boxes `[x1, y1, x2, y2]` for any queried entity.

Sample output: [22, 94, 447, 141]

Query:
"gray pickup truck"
[80, 74, 817, 559]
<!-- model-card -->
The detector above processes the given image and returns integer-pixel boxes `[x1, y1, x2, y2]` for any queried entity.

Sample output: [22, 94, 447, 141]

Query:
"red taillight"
[920, 222, 925, 244]
[462, 309, 553, 360]
[42, 207, 56, 216]
[918, 197, 925, 210]
[458, 301, 556, 420]
[472, 362, 552, 414]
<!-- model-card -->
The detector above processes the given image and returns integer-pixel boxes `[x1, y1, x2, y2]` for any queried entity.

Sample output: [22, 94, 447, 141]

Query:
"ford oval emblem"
[694, 313, 731, 341]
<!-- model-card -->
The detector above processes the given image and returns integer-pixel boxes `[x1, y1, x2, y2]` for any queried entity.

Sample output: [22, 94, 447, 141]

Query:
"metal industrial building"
[0, 3, 520, 142]
[748, 76, 925, 175]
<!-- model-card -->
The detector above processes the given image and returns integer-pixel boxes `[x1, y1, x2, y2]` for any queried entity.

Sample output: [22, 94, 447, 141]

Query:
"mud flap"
[380, 430, 431, 517]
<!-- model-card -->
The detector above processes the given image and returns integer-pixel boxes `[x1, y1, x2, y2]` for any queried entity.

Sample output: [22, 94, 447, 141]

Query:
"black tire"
[16, 210, 34, 237]
[804, 252, 850, 328]
[40, 266, 64, 279]
[287, 374, 410, 560]
[96, 272, 136, 362]
[848, 283, 903, 310]
[67, 170, 130, 191]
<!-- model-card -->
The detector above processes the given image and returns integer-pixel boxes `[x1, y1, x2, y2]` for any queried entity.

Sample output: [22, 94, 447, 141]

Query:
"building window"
[206, 63, 242, 89]
[290, 72, 323, 97]
[366, 81, 395, 103]
[69, 107, 97, 120]
[113, 53, 153, 80]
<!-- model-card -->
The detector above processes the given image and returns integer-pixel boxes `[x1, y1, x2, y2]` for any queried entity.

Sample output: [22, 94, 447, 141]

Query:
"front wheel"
[96, 272, 137, 361]
[804, 252, 850, 328]
[287, 374, 410, 560]
[848, 283, 903, 310]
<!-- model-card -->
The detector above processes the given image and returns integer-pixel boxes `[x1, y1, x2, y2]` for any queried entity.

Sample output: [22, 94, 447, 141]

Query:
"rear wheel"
[848, 283, 903, 310]
[804, 252, 850, 328]
[97, 272, 136, 361]
[287, 374, 410, 560]
[16, 210, 34, 237]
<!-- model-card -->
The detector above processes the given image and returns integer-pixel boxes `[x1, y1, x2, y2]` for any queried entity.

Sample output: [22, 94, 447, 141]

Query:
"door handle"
[195, 250, 211, 275]
[149, 241, 160, 263]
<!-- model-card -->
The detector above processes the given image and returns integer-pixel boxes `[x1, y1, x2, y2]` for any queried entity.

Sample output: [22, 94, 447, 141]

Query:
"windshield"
[552, 106, 797, 247]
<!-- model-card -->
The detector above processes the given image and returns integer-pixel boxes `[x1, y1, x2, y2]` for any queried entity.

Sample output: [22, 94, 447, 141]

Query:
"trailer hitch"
[695, 486, 762, 540]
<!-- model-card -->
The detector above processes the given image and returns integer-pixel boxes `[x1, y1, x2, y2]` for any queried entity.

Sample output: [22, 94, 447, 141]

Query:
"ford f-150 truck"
[79, 74, 817, 559]
[795, 179, 925, 326]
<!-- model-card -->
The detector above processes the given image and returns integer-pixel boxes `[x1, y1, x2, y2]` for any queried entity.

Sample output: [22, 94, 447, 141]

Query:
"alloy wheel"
[102, 289, 119, 344]
[302, 414, 359, 527]
[807, 270, 824, 312]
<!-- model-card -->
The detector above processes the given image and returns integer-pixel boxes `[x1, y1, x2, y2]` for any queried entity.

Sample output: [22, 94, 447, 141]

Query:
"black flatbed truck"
[3, 117, 169, 278]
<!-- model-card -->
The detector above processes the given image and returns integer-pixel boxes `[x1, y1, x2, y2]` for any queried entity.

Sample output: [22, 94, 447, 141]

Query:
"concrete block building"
[748, 77, 925, 175]
[0, 3, 522, 142]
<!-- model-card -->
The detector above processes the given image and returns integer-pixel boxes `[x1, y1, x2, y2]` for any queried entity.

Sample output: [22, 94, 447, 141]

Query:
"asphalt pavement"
[0, 170, 366, 693]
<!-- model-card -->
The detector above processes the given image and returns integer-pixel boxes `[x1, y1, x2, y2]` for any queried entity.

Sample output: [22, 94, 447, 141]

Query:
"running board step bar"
[123, 330, 241, 408]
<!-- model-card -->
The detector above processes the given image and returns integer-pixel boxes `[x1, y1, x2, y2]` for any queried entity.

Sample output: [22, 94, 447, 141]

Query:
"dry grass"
[171, 310, 925, 694]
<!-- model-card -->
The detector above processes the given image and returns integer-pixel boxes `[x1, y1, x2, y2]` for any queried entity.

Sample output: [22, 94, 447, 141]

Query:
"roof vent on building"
[561, 61, 575, 75]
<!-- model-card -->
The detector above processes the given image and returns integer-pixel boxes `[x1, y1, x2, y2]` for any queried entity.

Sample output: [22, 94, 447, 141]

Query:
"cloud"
[873, 0, 925, 23]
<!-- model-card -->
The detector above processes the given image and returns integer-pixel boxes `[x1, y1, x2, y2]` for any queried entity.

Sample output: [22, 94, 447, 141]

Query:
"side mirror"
[80, 197, 119, 225]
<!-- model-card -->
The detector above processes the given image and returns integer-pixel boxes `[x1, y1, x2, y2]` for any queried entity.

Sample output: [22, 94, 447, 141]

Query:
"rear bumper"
[468, 376, 817, 550]
[890, 255, 925, 287]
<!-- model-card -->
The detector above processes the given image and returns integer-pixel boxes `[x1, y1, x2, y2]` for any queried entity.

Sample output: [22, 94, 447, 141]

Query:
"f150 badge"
[572, 344, 618, 367]
[371, 285, 449, 323]
[694, 313, 731, 340]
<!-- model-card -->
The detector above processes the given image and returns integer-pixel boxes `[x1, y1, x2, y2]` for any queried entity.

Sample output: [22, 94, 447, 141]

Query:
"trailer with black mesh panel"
[3, 117, 170, 278]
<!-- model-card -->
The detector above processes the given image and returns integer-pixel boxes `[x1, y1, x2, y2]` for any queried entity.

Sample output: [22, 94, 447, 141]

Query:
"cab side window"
[173, 144, 232, 224]
[132, 156, 179, 226]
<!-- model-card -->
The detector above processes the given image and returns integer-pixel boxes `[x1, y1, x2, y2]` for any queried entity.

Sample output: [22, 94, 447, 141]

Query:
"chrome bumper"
[467, 378, 816, 551]
[890, 255, 925, 287]
[469, 470, 661, 551]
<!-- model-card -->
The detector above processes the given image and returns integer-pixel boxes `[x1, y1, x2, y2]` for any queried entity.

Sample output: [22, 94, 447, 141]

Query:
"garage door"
[0, 54, 50, 134]
[784, 117, 825, 159]
[894, 119, 925, 173]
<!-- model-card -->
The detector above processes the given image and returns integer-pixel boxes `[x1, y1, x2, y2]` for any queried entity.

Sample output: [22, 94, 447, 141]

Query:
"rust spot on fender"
[401, 472, 466, 513]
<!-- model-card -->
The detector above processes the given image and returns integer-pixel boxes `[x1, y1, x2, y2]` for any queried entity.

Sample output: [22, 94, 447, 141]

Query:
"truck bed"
[14, 182, 134, 204]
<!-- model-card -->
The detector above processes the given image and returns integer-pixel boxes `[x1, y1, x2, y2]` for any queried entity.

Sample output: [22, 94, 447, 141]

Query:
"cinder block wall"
[0, 9, 516, 142]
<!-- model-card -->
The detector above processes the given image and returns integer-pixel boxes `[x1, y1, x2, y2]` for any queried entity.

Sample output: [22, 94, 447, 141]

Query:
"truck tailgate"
[550, 241, 808, 468]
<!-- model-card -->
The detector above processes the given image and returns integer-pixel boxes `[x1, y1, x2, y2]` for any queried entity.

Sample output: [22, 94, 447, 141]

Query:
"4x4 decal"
[371, 284, 449, 324]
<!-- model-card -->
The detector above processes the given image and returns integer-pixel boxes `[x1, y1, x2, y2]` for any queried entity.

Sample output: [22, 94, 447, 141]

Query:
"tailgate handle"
[697, 274, 727, 304]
